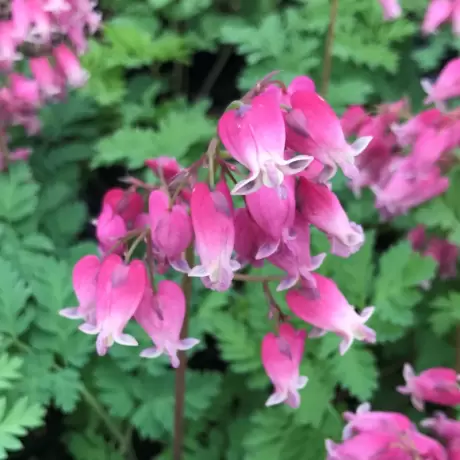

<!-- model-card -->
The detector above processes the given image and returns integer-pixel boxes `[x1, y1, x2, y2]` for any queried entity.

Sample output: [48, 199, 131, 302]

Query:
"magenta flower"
[103, 188, 145, 227]
[189, 181, 240, 291]
[297, 177, 364, 257]
[422, 58, 460, 110]
[218, 91, 312, 195]
[286, 275, 376, 355]
[342, 402, 414, 440]
[421, 412, 460, 441]
[233, 207, 264, 268]
[136, 281, 199, 368]
[79, 254, 147, 356]
[422, 0, 460, 36]
[148, 190, 192, 273]
[245, 177, 295, 259]
[95, 203, 127, 255]
[261, 323, 308, 408]
[29, 56, 62, 98]
[397, 364, 460, 411]
[377, 0, 402, 20]
[286, 90, 372, 182]
[60, 254, 101, 323]
[268, 212, 326, 293]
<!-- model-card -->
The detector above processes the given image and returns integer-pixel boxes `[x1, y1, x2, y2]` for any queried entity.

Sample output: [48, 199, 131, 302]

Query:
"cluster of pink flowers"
[378, 0, 460, 36]
[60, 74, 379, 406]
[327, 364, 460, 459]
[0, 0, 100, 167]
[341, 57, 460, 281]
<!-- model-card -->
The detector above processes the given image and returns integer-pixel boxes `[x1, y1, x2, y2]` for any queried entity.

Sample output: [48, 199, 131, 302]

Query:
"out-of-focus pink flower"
[326, 432, 405, 460]
[245, 177, 295, 259]
[136, 281, 199, 368]
[397, 364, 460, 411]
[189, 181, 240, 291]
[145, 157, 182, 183]
[53, 43, 89, 88]
[261, 323, 308, 408]
[0, 147, 32, 170]
[421, 412, 460, 441]
[424, 238, 458, 280]
[60, 255, 101, 323]
[269, 212, 326, 293]
[95, 204, 127, 255]
[422, 58, 460, 109]
[341, 105, 370, 137]
[422, 0, 453, 35]
[285, 90, 372, 182]
[103, 188, 144, 227]
[297, 177, 365, 257]
[29, 57, 62, 98]
[218, 91, 312, 194]
[148, 190, 192, 273]
[79, 254, 147, 356]
[342, 402, 414, 440]
[286, 274, 376, 355]
[377, 0, 402, 20]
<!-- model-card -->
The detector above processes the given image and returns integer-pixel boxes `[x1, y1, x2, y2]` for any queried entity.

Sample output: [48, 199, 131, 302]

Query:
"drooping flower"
[189, 181, 240, 291]
[261, 323, 308, 408]
[233, 207, 264, 268]
[377, 0, 402, 20]
[102, 188, 145, 227]
[60, 254, 101, 323]
[285, 90, 372, 182]
[342, 402, 414, 440]
[297, 177, 365, 257]
[422, 0, 454, 35]
[95, 203, 127, 255]
[245, 177, 296, 259]
[148, 190, 192, 273]
[218, 91, 313, 194]
[79, 254, 147, 356]
[286, 274, 376, 355]
[268, 212, 325, 293]
[422, 58, 460, 110]
[421, 411, 460, 441]
[137, 281, 199, 368]
[397, 364, 460, 411]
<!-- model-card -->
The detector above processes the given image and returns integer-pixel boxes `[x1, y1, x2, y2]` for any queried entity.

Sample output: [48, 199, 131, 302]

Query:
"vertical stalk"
[456, 326, 460, 373]
[320, 0, 339, 97]
[173, 245, 194, 460]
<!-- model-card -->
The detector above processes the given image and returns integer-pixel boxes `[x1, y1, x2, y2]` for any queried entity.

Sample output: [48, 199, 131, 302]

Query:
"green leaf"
[66, 432, 123, 460]
[370, 241, 437, 341]
[47, 368, 82, 413]
[0, 163, 39, 224]
[0, 257, 33, 338]
[0, 396, 45, 459]
[330, 346, 379, 401]
[0, 355, 23, 391]
[430, 293, 460, 337]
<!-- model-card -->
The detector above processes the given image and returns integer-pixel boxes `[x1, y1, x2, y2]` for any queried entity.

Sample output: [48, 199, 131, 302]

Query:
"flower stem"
[320, 0, 339, 96]
[173, 245, 195, 460]
[233, 273, 283, 282]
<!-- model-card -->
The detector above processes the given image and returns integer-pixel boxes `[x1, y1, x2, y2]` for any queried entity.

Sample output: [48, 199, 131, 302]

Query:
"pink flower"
[189, 181, 240, 291]
[297, 177, 365, 257]
[233, 207, 264, 267]
[103, 188, 144, 227]
[422, 0, 453, 35]
[341, 105, 370, 137]
[245, 177, 295, 259]
[218, 91, 312, 194]
[53, 43, 89, 88]
[145, 156, 182, 183]
[148, 190, 192, 273]
[285, 90, 372, 182]
[29, 57, 62, 98]
[342, 402, 414, 440]
[136, 281, 199, 368]
[422, 58, 460, 110]
[95, 203, 127, 255]
[268, 212, 326, 293]
[397, 364, 460, 411]
[79, 254, 147, 356]
[261, 323, 308, 408]
[60, 255, 101, 323]
[421, 412, 460, 441]
[378, 0, 402, 20]
[424, 238, 459, 280]
[374, 163, 449, 218]
[326, 432, 404, 460]
[286, 275, 376, 355]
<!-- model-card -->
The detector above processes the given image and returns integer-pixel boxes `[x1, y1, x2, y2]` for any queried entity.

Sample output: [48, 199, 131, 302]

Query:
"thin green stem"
[320, 0, 339, 96]
[124, 229, 147, 263]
